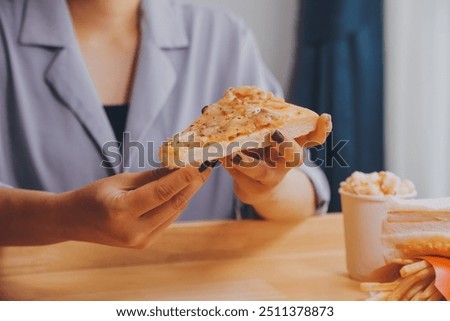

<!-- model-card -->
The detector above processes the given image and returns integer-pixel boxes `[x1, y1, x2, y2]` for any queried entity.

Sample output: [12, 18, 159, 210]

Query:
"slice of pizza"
[159, 86, 332, 168]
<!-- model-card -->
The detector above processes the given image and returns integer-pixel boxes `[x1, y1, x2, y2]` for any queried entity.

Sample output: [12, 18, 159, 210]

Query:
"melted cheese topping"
[183, 86, 302, 142]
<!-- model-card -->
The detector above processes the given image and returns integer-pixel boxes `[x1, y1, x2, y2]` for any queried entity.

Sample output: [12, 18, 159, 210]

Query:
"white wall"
[187, 0, 299, 93]
[384, 0, 450, 198]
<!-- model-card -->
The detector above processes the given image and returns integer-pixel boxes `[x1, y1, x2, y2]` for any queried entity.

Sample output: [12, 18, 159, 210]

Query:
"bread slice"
[382, 197, 450, 261]
[159, 86, 331, 168]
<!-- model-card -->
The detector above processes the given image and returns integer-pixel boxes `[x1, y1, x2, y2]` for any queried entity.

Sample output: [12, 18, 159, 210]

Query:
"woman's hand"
[223, 130, 305, 205]
[223, 115, 331, 220]
[0, 167, 210, 248]
[57, 167, 211, 248]
[223, 134, 314, 221]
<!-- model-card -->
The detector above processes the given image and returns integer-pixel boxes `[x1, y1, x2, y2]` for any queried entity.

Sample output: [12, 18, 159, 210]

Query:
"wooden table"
[0, 214, 365, 300]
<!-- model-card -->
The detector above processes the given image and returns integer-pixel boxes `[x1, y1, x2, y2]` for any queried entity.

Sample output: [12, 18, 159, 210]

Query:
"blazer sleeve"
[0, 16, 12, 190]
[0, 182, 12, 188]
[299, 163, 330, 214]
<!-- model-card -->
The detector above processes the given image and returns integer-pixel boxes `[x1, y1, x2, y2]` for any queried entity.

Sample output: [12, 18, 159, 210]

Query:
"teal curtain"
[290, 0, 384, 211]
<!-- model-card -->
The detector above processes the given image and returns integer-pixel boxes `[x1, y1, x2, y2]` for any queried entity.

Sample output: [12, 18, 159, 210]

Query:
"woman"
[0, 0, 330, 248]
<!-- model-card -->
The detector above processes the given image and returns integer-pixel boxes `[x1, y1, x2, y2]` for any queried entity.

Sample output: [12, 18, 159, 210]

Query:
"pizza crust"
[159, 86, 330, 168]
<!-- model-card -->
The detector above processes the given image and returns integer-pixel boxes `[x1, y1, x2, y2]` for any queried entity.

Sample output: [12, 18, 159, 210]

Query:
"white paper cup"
[339, 189, 416, 281]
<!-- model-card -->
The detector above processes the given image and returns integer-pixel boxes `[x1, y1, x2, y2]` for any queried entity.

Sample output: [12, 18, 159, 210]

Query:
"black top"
[104, 104, 129, 143]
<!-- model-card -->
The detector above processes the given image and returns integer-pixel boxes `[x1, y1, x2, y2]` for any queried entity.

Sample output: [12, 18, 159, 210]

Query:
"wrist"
[49, 189, 88, 243]
[245, 173, 289, 209]
[249, 184, 281, 215]
[26, 190, 73, 244]
[0, 189, 69, 245]
[46, 191, 73, 243]
[250, 170, 316, 221]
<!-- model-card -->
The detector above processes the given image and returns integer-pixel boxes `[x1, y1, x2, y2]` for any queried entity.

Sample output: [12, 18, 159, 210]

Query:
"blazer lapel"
[124, 0, 189, 168]
[44, 48, 120, 174]
[19, 0, 120, 174]
[125, 37, 176, 146]
[19, 0, 191, 174]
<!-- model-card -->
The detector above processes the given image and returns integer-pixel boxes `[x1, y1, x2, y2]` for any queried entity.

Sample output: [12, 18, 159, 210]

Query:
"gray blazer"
[0, 0, 330, 220]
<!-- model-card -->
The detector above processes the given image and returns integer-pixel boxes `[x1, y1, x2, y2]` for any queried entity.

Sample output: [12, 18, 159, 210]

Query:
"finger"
[120, 210, 180, 249]
[223, 165, 268, 204]
[139, 210, 180, 248]
[228, 153, 282, 186]
[242, 148, 264, 160]
[262, 146, 279, 167]
[270, 130, 304, 168]
[127, 166, 211, 214]
[223, 162, 265, 190]
[122, 167, 174, 189]
[296, 113, 332, 147]
[140, 179, 204, 224]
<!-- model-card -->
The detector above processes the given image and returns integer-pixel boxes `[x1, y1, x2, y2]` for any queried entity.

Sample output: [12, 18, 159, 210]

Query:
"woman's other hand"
[223, 130, 316, 221]
[58, 167, 211, 248]
[0, 167, 210, 248]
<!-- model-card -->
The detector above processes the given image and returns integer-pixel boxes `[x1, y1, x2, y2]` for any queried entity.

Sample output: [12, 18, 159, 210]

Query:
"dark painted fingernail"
[271, 130, 285, 144]
[232, 154, 242, 165]
[199, 163, 208, 173]
[210, 160, 221, 168]
[201, 105, 208, 114]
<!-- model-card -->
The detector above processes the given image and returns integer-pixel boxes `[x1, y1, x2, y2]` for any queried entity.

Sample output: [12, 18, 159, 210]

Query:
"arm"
[0, 188, 63, 245]
[0, 167, 210, 247]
